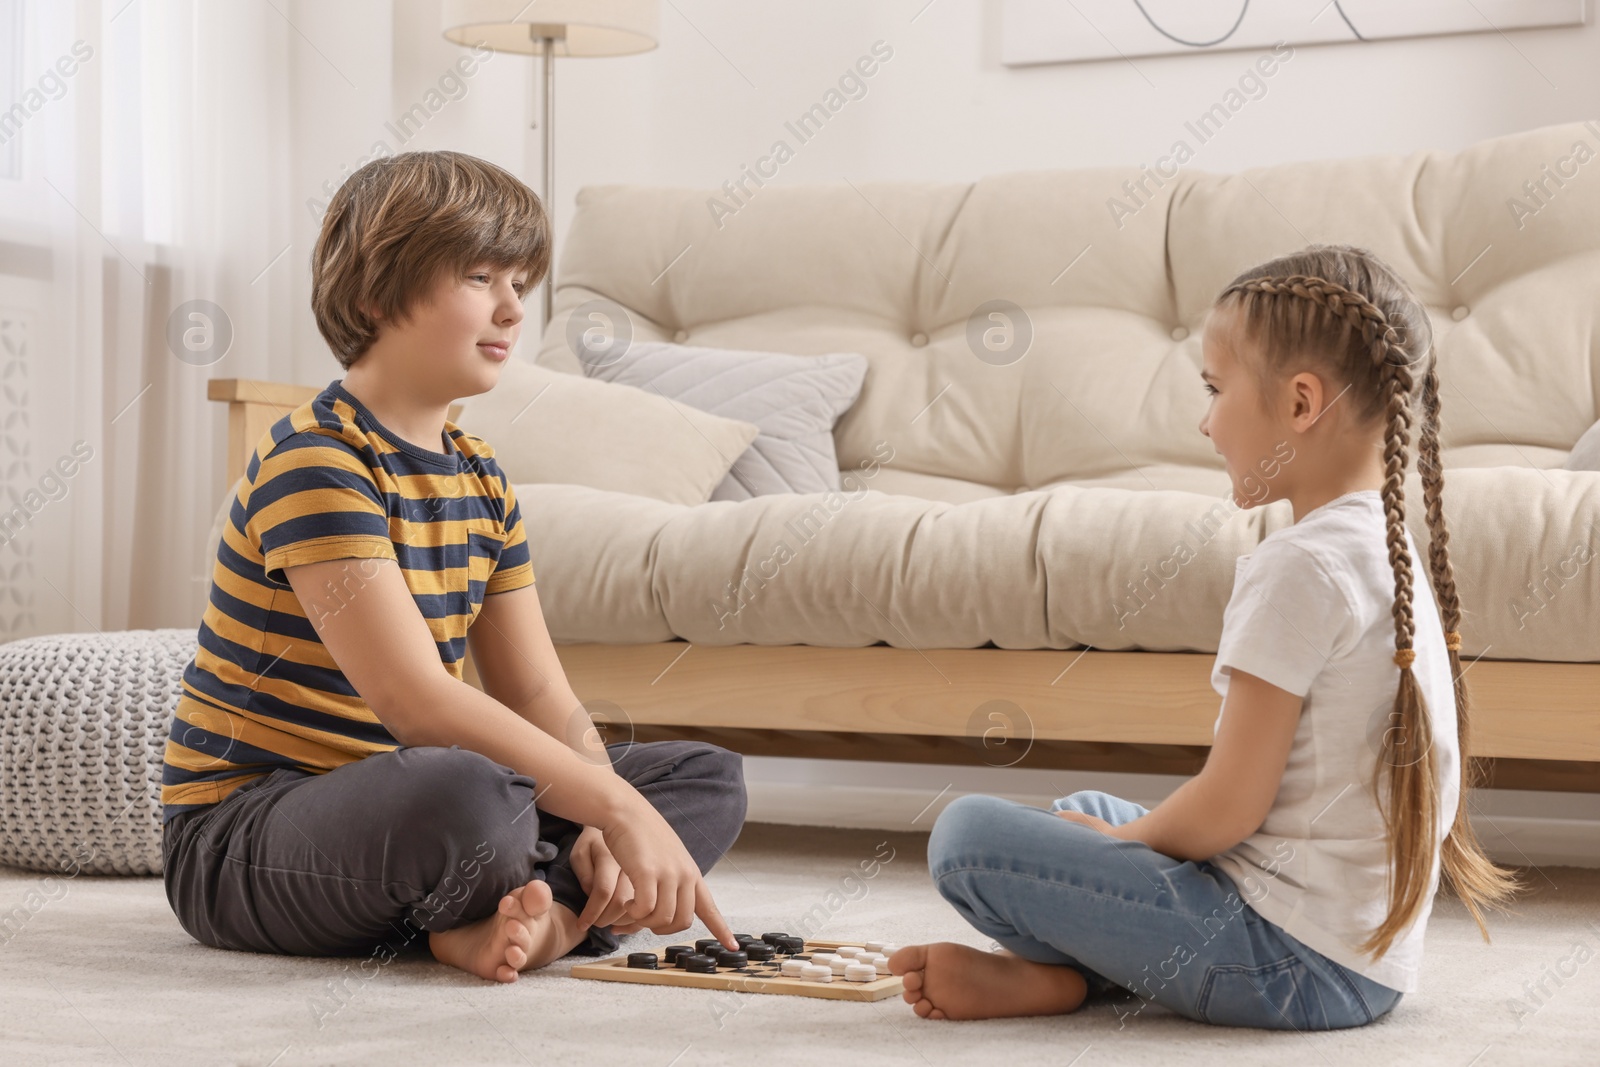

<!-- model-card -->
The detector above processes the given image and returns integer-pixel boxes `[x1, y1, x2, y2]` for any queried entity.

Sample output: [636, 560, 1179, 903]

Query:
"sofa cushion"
[581, 341, 868, 501]
[866, 467, 1009, 504]
[511, 466, 1600, 663]
[540, 122, 1600, 496]
[453, 358, 760, 507]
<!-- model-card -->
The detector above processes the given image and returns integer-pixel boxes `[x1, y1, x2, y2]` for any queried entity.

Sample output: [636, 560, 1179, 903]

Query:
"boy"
[161, 150, 746, 983]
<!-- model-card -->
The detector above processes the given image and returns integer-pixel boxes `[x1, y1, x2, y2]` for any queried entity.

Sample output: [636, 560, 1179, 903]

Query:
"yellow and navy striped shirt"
[161, 379, 534, 822]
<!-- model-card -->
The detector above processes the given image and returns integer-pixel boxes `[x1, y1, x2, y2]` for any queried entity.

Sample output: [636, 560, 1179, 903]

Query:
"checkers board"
[571, 936, 904, 1002]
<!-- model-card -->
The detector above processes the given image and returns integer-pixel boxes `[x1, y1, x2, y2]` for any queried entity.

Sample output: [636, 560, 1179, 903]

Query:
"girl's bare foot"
[428, 880, 584, 983]
[888, 942, 1090, 1020]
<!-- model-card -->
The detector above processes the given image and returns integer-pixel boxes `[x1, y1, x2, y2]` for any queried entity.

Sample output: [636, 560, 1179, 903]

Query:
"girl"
[889, 245, 1522, 1029]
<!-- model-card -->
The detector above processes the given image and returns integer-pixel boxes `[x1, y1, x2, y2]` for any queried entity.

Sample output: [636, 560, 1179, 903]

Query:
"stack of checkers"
[625, 933, 900, 984]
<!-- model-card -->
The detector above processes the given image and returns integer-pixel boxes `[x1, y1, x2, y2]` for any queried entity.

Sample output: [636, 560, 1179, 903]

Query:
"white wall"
[364, 2, 1600, 335]
[352, 2, 1600, 860]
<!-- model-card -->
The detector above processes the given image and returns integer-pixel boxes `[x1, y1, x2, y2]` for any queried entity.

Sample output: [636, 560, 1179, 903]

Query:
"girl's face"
[1198, 306, 1295, 508]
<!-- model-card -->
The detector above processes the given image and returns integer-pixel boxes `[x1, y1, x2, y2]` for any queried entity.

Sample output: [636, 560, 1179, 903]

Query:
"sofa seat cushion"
[519, 467, 1600, 663]
[1031, 464, 1235, 498]
[1445, 444, 1574, 469]
[859, 467, 1010, 504]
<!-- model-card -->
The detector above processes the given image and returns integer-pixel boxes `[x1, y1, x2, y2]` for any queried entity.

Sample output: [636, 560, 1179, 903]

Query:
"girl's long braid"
[1416, 346, 1522, 930]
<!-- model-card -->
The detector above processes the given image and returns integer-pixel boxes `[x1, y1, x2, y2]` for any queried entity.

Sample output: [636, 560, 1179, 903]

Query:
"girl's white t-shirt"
[1208, 488, 1460, 994]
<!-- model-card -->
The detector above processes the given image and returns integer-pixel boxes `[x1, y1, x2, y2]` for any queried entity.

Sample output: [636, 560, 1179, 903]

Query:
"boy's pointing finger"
[695, 879, 738, 949]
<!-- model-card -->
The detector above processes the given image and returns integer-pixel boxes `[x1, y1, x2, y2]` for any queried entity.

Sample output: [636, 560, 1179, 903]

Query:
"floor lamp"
[441, 0, 659, 330]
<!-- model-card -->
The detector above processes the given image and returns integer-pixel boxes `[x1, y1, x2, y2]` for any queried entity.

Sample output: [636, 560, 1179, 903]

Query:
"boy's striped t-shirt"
[160, 378, 535, 823]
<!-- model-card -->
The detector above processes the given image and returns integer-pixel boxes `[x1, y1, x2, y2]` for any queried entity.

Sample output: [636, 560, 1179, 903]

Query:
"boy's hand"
[597, 799, 739, 950]
[571, 826, 639, 931]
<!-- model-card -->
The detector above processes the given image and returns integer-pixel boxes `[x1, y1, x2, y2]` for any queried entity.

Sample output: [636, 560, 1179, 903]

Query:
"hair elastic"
[1394, 632, 1462, 667]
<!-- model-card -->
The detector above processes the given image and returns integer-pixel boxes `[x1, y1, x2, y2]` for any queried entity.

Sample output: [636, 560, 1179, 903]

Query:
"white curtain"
[0, 0, 535, 642]
[0, 0, 297, 639]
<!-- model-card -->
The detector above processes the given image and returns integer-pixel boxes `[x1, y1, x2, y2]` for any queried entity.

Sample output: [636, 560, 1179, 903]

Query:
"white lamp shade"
[441, 0, 658, 56]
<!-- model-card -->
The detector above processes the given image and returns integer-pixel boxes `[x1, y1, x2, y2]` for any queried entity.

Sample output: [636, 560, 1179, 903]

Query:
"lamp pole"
[532, 26, 560, 331]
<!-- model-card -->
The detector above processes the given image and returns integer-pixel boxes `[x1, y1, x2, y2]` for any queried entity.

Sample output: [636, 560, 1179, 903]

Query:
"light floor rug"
[1, 823, 1596, 1066]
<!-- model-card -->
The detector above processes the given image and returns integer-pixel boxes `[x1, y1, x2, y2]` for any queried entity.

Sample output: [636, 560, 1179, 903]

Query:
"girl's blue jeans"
[928, 791, 1404, 1030]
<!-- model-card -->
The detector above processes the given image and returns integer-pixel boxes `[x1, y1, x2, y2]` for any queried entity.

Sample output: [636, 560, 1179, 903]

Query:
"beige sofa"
[212, 121, 1600, 792]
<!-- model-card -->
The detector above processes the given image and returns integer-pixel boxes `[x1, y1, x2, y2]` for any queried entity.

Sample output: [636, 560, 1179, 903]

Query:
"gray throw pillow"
[581, 340, 869, 501]
[1566, 419, 1600, 471]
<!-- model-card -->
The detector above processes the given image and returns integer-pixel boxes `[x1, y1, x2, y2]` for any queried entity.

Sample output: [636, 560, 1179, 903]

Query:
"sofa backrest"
[536, 122, 1600, 493]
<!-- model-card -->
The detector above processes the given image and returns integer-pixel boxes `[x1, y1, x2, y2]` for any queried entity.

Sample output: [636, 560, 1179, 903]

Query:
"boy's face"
[374, 262, 528, 397]
[1198, 306, 1294, 509]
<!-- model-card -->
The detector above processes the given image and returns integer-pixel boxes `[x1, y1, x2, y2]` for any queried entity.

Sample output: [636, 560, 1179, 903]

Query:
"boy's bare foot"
[428, 879, 584, 983]
[889, 942, 1090, 1020]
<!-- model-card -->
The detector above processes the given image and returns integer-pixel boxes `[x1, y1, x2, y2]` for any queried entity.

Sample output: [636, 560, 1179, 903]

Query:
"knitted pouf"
[0, 628, 196, 875]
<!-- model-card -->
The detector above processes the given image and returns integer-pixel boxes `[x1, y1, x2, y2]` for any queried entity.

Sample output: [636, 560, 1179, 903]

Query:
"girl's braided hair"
[1216, 245, 1521, 959]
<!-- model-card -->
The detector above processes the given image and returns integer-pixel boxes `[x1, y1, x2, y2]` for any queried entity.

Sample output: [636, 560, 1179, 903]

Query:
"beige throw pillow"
[454, 359, 761, 506]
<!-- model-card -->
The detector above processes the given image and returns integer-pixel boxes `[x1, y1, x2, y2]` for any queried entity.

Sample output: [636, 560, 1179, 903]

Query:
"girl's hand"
[1055, 809, 1119, 836]
[571, 825, 639, 931]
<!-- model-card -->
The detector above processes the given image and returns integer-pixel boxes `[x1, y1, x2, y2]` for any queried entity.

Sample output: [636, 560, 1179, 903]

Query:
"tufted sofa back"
[536, 122, 1600, 496]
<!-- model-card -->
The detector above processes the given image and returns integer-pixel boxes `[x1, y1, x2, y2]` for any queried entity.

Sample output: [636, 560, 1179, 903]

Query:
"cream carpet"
[2, 823, 1596, 1066]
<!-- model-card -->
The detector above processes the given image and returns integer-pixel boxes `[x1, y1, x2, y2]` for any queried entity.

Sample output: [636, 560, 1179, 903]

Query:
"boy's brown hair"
[1213, 244, 1522, 961]
[311, 150, 550, 369]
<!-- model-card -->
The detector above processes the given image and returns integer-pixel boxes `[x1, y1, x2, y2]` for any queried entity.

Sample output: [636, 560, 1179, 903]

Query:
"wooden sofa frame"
[210, 378, 1600, 794]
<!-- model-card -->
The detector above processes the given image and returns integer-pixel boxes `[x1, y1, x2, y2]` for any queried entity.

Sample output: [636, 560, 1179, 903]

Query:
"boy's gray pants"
[162, 741, 747, 959]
